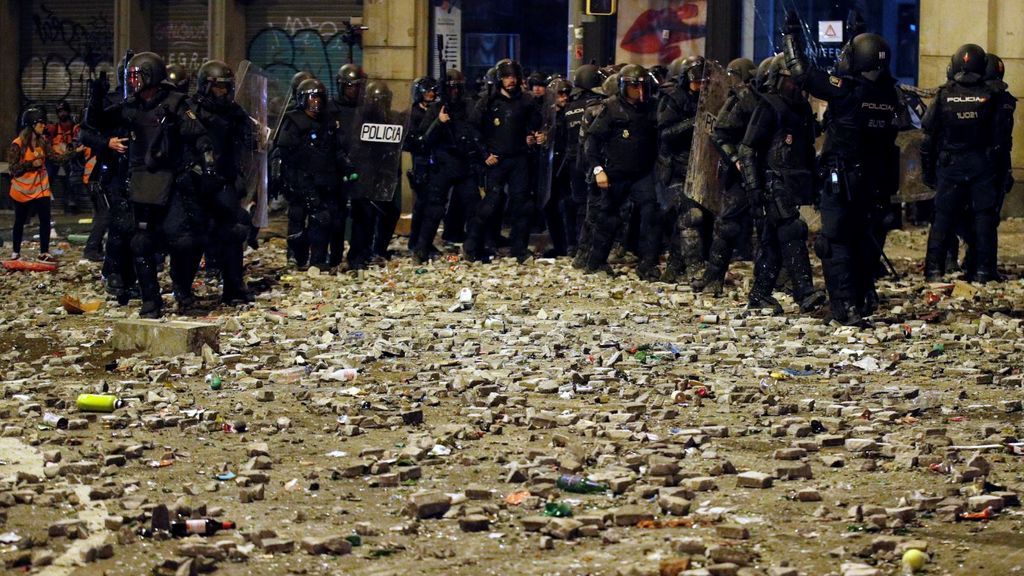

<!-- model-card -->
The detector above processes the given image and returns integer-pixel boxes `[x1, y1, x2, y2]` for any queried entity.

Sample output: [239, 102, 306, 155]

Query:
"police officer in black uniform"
[783, 16, 900, 322]
[920, 44, 1002, 283]
[738, 55, 825, 315]
[572, 71, 619, 270]
[412, 69, 486, 263]
[699, 58, 760, 295]
[583, 64, 660, 278]
[986, 53, 1017, 226]
[277, 78, 350, 271]
[465, 59, 542, 263]
[657, 55, 705, 283]
[562, 65, 606, 258]
[82, 61, 136, 302]
[406, 76, 439, 254]
[190, 59, 254, 304]
[87, 52, 213, 318]
[331, 63, 367, 269]
[541, 78, 573, 257]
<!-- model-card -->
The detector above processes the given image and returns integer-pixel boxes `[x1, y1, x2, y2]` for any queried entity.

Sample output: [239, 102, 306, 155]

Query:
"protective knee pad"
[777, 218, 808, 244]
[813, 235, 831, 259]
[681, 206, 704, 228]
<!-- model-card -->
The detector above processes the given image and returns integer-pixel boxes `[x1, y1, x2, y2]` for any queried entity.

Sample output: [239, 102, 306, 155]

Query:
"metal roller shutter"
[18, 1, 116, 120]
[151, 0, 210, 92]
[245, 0, 364, 100]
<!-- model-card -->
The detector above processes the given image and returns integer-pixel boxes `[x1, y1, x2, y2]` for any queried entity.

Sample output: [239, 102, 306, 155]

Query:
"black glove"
[783, 10, 803, 38]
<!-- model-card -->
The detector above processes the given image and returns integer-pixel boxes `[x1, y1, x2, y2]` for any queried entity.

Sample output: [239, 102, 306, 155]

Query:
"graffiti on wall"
[20, 4, 114, 115]
[153, 20, 209, 77]
[247, 17, 363, 101]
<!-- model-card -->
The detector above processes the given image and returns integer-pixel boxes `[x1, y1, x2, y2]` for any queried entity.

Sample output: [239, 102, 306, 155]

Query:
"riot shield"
[537, 91, 561, 209]
[347, 80, 409, 203]
[234, 60, 271, 228]
[683, 60, 732, 216]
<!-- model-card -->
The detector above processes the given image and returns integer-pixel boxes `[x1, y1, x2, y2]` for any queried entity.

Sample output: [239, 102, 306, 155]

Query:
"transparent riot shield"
[684, 60, 732, 216]
[348, 80, 409, 204]
[234, 60, 271, 228]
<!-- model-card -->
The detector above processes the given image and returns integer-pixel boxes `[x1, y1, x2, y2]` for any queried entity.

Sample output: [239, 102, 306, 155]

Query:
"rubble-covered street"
[2, 220, 1024, 576]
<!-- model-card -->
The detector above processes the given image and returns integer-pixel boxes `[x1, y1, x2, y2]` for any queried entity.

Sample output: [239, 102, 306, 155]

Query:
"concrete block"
[111, 319, 219, 356]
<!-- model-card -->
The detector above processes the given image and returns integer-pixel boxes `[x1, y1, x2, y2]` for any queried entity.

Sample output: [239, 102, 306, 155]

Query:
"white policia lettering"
[946, 96, 987, 103]
[360, 123, 405, 143]
[861, 102, 895, 111]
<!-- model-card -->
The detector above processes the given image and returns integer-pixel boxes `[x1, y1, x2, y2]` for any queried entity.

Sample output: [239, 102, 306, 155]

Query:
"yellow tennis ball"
[902, 549, 928, 572]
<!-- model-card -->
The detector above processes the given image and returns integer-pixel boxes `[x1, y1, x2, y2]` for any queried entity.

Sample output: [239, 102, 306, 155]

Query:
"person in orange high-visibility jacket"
[7, 107, 79, 261]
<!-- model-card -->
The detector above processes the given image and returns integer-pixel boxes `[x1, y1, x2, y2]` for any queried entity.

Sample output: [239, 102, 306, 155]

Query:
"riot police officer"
[350, 80, 403, 265]
[465, 59, 542, 263]
[191, 59, 254, 304]
[541, 78, 573, 257]
[562, 65, 606, 258]
[700, 57, 761, 295]
[406, 76, 439, 254]
[583, 64, 660, 278]
[86, 52, 212, 318]
[277, 78, 350, 271]
[331, 63, 367, 269]
[82, 55, 140, 303]
[412, 69, 486, 263]
[738, 55, 825, 315]
[657, 55, 705, 283]
[572, 72, 619, 270]
[986, 53, 1016, 219]
[920, 44, 1002, 283]
[784, 17, 900, 322]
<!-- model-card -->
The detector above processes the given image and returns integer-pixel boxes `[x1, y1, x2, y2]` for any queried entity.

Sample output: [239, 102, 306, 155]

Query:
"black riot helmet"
[985, 53, 1006, 82]
[648, 65, 669, 85]
[949, 44, 987, 84]
[496, 59, 524, 84]
[838, 33, 891, 78]
[678, 55, 706, 86]
[445, 68, 466, 100]
[726, 58, 756, 84]
[296, 78, 327, 117]
[667, 57, 685, 83]
[617, 64, 651, 103]
[336, 63, 367, 103]
[126, 52, 167, 96]
[766, 54, 793, 93]
[572, 64, 605, 91]
[527, 71, 546, 89]
[412, 76, 439, 105]
[166, 63, 189, 93]
[20, 107, 47, 130]
[755, 56, 774, 92]
[600, 73, 619, 97]
[290, 71, 315, 100]
[548, 78, 573, 98]
[196, 60, 234, 103]
[366, 80, 393, 110]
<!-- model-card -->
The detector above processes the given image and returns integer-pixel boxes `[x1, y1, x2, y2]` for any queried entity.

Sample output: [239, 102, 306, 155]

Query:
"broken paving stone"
[406, 491, 451, 519]
[459, 514, 491, 532]
[545, 518, 583, 539]
[301, 536, 352, 555]
[736, 471, 774, 489]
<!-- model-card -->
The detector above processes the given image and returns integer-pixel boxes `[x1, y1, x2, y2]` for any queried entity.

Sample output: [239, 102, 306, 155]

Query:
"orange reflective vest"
[83, 148, 97, 185]
[9, 136, 51, 203]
